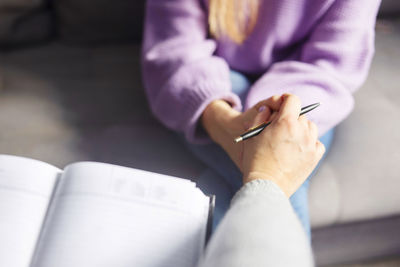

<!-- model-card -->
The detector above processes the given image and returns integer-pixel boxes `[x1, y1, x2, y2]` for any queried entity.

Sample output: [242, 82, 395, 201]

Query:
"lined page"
[33, 162, 209, 267]
[0, 155, 60, 267]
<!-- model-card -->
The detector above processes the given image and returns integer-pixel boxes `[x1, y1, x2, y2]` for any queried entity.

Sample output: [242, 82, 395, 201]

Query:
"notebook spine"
[205, 194, 215, 246]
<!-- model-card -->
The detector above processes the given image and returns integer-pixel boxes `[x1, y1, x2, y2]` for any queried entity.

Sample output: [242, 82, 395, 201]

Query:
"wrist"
[201, 100, 240, 145]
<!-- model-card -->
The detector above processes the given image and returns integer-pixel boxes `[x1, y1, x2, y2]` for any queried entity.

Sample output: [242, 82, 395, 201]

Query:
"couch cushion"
[0, 43, 204, 178]
[55, 0, 145, 44]
[0, 0, 53, 48]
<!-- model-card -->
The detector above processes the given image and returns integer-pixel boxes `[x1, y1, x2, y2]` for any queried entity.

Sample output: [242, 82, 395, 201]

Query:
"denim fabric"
[184, 70, 334, 236]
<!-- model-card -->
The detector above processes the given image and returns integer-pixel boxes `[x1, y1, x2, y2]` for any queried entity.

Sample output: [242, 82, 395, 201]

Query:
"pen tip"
[234, 137, 243, 143]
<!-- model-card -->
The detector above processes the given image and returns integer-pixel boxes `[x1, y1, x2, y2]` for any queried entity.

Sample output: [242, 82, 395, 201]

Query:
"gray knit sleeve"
[198, 179, 314, 267]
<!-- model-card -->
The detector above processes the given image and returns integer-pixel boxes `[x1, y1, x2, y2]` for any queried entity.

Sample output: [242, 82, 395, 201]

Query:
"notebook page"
[0, 155, 60, 267]
[33, 162, 210, 267]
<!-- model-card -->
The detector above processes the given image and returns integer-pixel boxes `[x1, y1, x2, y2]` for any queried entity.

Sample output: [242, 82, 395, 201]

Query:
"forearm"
[198, 179, 314, 267]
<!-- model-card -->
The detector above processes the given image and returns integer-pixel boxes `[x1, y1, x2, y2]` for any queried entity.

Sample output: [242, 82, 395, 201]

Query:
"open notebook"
[0, 154, 214, 267]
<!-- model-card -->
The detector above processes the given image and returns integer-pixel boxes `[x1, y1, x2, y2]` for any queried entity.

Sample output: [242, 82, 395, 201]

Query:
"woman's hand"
[201, 96, 282, 172]
[241, 94, 325, 197]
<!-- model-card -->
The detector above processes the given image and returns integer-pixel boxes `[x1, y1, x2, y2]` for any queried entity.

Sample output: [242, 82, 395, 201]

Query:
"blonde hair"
[209, 0, 260, 44]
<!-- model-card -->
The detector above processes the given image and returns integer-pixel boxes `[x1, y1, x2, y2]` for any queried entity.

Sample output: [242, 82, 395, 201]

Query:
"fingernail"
[258, 105, 266, 113]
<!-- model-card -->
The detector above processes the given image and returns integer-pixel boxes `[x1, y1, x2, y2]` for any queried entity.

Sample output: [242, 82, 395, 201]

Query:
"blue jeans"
[184, 70, 334, 237]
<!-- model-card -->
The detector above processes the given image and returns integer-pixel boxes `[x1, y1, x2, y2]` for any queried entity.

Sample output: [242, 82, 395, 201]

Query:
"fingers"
[283, 99, 321, 161]
[253, 95, 283, 113]
[263, 95, 284, 112]
[246, 95, 285, 129]
[244, 103, 271, 130]
[307, 120, 318, 141]
[250, 106, 271, 128]
[300, 116, 320, 147]
[277, 94, 301, 123]
[306, 120, 324, 162]
[244, 99, 274, 130]
[315, 140, 326, 160]
[298, 115, 308, 127]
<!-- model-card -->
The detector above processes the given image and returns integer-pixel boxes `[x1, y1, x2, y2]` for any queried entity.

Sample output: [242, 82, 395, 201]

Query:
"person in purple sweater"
[141, 0, 381, 236]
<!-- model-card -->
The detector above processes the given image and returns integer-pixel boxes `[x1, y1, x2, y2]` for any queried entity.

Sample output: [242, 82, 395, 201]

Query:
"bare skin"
[201, 95, 281, 171]
[202, 94, 325, 197]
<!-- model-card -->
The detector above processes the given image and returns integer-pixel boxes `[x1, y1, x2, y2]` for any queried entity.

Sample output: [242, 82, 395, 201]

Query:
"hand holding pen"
[240, 94, 325, 196]
[234, 102, 320, 143]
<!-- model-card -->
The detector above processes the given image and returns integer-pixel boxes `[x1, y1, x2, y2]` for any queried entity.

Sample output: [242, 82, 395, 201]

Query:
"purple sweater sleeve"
[141, 0, 241, 144]
[244, 0, 381, 137]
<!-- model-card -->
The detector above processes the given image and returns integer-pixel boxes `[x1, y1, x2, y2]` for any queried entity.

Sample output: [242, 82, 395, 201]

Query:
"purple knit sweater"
[142, 0, 381, 144]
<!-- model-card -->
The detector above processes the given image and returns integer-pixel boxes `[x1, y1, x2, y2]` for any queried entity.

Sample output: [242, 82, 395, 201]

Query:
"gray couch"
[1, 1, 399, 266]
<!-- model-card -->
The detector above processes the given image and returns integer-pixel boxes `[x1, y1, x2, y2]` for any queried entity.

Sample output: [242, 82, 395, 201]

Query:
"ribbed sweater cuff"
[183, 80, 242, 144]
[231, 179, 287, 206]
